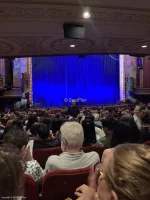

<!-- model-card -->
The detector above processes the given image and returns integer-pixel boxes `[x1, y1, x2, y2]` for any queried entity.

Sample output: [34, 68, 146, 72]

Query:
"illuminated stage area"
[32, 55, 120, 107]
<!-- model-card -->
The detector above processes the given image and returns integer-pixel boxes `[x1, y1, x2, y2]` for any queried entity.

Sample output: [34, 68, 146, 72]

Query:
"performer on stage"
[68, 100, 79, 118]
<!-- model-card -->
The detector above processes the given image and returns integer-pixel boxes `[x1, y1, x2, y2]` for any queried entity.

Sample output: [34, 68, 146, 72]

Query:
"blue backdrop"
[32, 55, 120, 107]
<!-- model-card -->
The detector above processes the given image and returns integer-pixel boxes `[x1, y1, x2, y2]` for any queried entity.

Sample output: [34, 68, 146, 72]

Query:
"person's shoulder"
[100, 136, 106, 142]
[85, 151, 100, 163]
[85, 151, 99, 159]
[95, 126, 100, 131]
[26, 160, 41, 169]
[102, 148, 113, 162]
[47, 155, 60, 164]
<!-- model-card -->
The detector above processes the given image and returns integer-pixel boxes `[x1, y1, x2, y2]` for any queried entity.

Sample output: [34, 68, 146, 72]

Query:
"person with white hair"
[92, 113, 105, 140]
[44, 122, 100, 174]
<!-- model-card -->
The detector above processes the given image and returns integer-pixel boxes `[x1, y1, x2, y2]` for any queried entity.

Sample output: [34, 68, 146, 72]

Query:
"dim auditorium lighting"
[70, 45, 76, 48]
[83, 12, 90, 19]
[142, 45, 147, 48]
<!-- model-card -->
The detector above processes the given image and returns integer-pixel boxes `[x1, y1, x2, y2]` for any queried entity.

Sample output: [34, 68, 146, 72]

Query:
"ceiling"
[0, 0, 150, 57]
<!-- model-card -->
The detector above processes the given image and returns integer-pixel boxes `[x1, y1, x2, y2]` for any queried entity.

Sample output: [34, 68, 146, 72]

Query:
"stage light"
[70, 45, 75, 48]
[83, 12, 90, 19]
[142, 45, 147, 48]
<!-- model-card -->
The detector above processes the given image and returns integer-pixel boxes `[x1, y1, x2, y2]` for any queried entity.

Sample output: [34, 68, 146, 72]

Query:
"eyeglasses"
[60, 136, 68, 145]
[94, 163, 129, 200]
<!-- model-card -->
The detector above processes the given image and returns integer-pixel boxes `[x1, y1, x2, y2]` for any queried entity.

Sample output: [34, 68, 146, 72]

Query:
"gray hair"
[60, 122, 84, 149]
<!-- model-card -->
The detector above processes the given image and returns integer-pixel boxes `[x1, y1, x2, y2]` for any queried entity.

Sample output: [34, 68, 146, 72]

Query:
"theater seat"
[42, 167, 91, 200]
[144, 141, 150, 146]
[24, 174, 39, 200]
[33, 146, 62, 168]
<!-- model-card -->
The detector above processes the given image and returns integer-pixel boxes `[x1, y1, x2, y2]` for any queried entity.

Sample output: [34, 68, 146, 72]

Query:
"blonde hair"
[105, 144, 150, 200]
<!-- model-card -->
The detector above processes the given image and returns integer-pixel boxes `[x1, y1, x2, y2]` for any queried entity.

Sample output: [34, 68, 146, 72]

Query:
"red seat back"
[42, 167, 91, 200]
[24, 174, 39, 200]
[144, 141, 150, 146]
[33, 147, 62, 168]
[0, 140, 3, 144]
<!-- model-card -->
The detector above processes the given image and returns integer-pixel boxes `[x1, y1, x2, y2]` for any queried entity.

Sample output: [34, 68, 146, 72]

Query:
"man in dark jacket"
[68, 100, 79, 118]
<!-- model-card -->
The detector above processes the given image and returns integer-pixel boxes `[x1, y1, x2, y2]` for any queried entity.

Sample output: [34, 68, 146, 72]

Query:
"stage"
[32, 55, 120, 108]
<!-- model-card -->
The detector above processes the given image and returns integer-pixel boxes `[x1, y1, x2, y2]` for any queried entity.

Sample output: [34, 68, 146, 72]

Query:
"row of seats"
[24, 166, 91, 200]
[0, 140, 104, 168]
[24, 145, 104, 200]
[0, 140, 104, 200]
[145, 141, 150, 146]
[33, 146, 105, 168]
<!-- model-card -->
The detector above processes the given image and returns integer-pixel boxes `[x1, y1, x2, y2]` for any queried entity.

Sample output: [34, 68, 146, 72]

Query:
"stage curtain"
[32, 55, 119, 107]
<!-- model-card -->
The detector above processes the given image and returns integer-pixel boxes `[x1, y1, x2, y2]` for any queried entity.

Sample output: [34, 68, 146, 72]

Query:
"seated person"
[33, 123, 61, 148]
[82, 115, 97, 146]
[75, 143, 150, 200]
[0, 144, 26, 198]
[44, 122, 100, 174]
[51, 118, 62, 135]
[3, 128, 43, 186]
[92, 113, 102, 129]
[25, 113, 38, 136]
[0, 121, 5, 140]
[100, 118, 117, 148]
[110, 118, 140, 148]
[30, 122, 39, 138]
[2, 123, 20, 139]
[140, 110, 150, 143]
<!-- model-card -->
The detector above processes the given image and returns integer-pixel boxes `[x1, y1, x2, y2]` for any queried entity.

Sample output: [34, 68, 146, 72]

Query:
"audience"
[2, 123, 20, 139]
[51, 118, 62, 135]
[140, 110, 150, 143]
[44, 122, 100, 174]
[92, 113, 105, 141]
[25, 113, 38, 135]
[33, 123, 61, 148]
[0, 144, 25, 199]
[75, 144, 150, 200]
[3, 129, 43, 186]
[92, 113, 102, 129]
[0, 103, 150, 198]
[82, 115, 97, 146]
[100, 118, 117, 148]
[110, 117, 140, 147]
[133, 105, 147, 129]
[41, 117, 51, 130]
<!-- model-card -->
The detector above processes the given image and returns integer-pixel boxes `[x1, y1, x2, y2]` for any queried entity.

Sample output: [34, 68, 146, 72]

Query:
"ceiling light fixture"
[83, 12, 90, 19]
[70, 45, 75, 48]
[142, 45, 147, 48]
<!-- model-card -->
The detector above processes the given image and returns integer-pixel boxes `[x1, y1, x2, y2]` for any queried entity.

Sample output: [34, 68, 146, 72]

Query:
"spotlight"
[70, 45, 75, 48]
[142, 45, 147, 48]
[83, 12, 90, 19]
